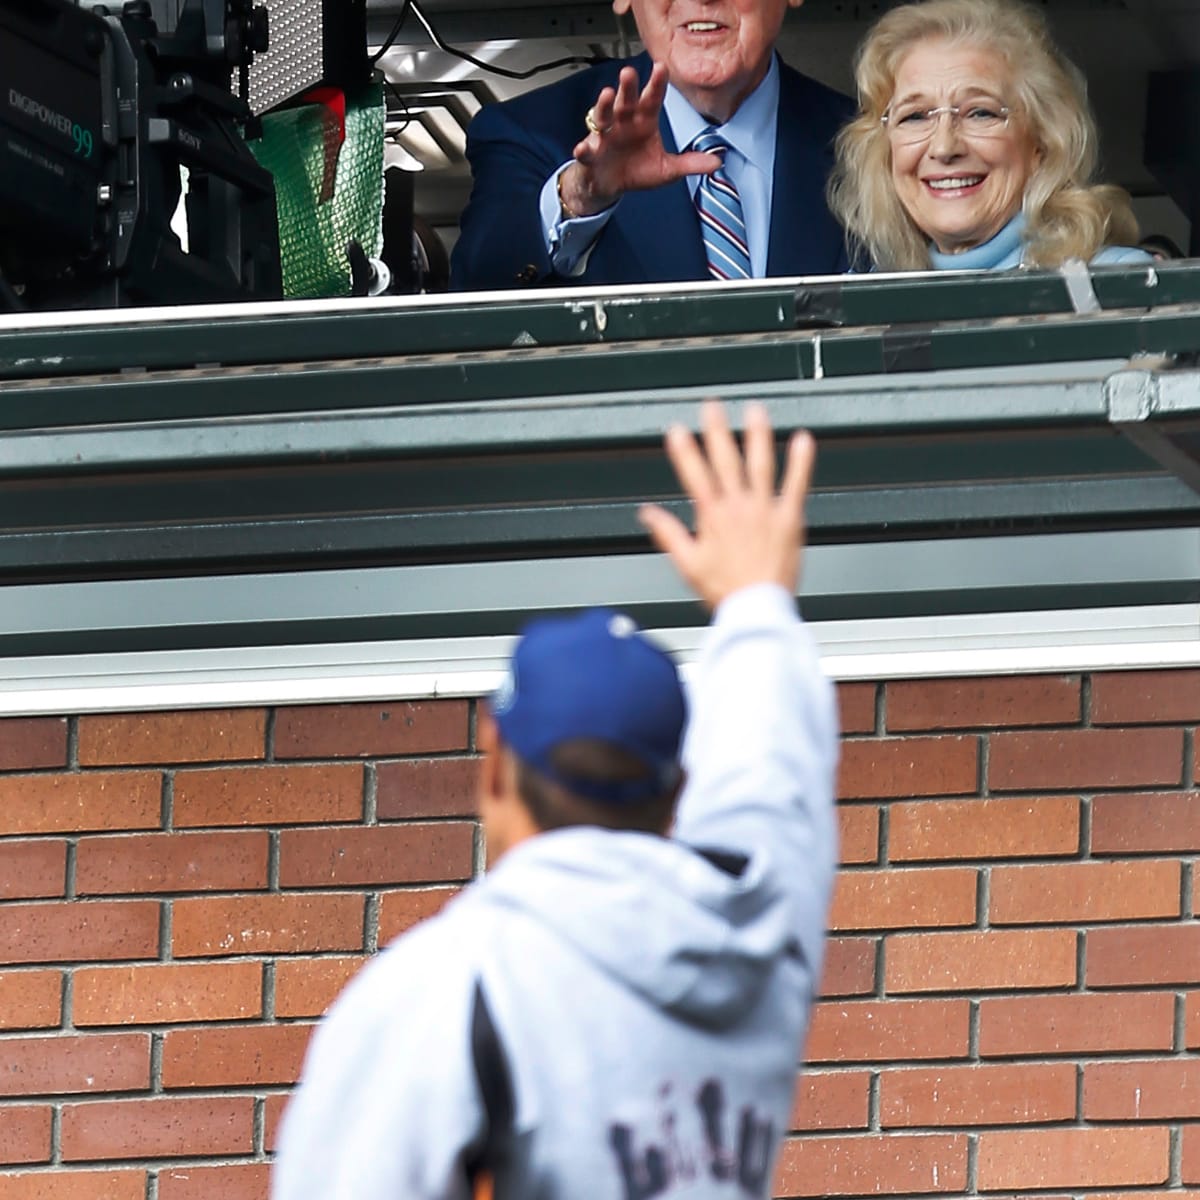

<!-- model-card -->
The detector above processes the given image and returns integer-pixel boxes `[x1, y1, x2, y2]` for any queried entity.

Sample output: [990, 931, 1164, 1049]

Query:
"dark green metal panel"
[3, 260, 1199, 385]
[0, 337, 815, 433]
[0, 475, 1192, 579]
[817, 307, 1200, 378]
[792, 260, 1195, 328]
[0, 287, 805, 381]
[8, 285, 1200, 439]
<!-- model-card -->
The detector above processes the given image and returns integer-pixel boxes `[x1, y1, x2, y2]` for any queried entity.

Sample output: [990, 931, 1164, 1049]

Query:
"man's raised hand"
[639, 401, 815, 611]
[557, 63, 722, 217]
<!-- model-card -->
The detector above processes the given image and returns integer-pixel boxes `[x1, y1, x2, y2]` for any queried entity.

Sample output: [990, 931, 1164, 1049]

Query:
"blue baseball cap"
[490, 608, 687, 805]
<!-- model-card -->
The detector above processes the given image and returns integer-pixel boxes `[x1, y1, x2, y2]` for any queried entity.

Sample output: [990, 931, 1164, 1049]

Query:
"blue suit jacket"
[450, 53, 853, 290]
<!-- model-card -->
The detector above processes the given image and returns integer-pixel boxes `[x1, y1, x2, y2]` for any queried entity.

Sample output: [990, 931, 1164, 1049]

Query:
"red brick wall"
[0, 670, 1197, 1200]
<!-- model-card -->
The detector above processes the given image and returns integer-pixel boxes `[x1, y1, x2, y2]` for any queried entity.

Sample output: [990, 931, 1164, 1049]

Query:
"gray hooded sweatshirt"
[272, 584, 840, 1200]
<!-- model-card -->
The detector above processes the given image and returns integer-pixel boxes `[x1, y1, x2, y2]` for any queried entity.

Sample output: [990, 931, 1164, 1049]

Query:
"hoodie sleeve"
[674, 583, 840, 964]
[270, 919, 485, 1200]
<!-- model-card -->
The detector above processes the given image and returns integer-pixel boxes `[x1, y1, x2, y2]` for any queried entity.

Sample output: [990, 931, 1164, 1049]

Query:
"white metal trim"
[0, 605, 1195, 716]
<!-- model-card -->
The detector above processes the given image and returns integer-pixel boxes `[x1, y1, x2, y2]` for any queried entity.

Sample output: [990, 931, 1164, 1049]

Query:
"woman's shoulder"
[1089, 244, 1156, 265]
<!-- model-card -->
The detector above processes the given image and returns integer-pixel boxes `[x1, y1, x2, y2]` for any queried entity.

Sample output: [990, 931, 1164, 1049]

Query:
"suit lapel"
[767, 64, 843, 276]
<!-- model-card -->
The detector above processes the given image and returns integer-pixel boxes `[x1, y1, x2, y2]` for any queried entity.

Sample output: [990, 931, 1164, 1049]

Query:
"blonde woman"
[829, 0, 1152, 271]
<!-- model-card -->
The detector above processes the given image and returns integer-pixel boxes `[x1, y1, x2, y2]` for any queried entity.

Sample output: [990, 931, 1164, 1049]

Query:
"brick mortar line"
[1183, 725, 1196, 794]
[6, 763, 221, 776]
[799, 1115, 1181, 1131]
[43, 1150, 273, 1172]
[265, 708, 277, 763]
[161, 772, 174, 833]
[885, 719, 1094, 734]
[64, 840, 77, 902]
[267, 830, 280, 893]
[978, 732, 990, 798]
[364, 893, 381, 955]
[66, 715, 79, 772]
[145, 813, 476, 832]
[61, 967, 74, 1035]
[30, 1081, 310, 1100]
[253, 1094, 266, 1159]
[1081, 672, 1093, 727]
[1171, 1123, 1183, 1187]
[1074, 1060, 1084, 1123]
[152, 1153, 275, 1166]
[473, 819, 488, 881]
[372, 814, 479, 827]
[1080, 793, 1092, 859]
[263, 959, 276, 1023]
[363, 762, 378, 826]
[49, 1101, 62, 1167]
[150, 1029, 163, 1095]
[2, 1017, 319, 1039]
[1183, 861, 1195, 922]
[991, 783, 1195, 795]
[888, 853, 1131, 866]
[877, 915, 1185, 931]
[874, 681, 886, 737]
[877, 803, 890, 869]
[867, 1068, 880, 1132]
[266, 875, 473, 895]
[806, 981, 1184, 1003]
[1074, 927, 1086, 994]
[159, 898, 172, 964]
[1175, 992, 1188, 1056]
[968, 997, 979, 1060]
[266, 748, 479, 766]
[965, 1129, 978, 1195]
[865, 978, 1185, 999]
[977, 866, 990, 932]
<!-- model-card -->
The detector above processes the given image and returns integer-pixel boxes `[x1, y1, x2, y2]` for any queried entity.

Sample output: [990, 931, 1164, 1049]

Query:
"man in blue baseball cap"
[273, 401, 840, 1200]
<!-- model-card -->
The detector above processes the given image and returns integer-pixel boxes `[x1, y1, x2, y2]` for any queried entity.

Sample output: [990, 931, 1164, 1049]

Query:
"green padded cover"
[251, 81, 385, 299]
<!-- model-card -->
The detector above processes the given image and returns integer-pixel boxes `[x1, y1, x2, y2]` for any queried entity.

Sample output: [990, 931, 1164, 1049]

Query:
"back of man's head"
[490, 609, 687, 835]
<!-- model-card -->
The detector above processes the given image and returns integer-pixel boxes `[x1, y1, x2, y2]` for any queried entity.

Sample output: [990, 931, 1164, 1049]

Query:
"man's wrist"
[558, 165, 616, 220]
[556, 170, 583, 220]
[713, 583, 798, 627]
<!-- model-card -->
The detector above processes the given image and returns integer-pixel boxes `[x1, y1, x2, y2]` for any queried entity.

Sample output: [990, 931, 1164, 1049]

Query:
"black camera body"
[0, 0, 281, 310]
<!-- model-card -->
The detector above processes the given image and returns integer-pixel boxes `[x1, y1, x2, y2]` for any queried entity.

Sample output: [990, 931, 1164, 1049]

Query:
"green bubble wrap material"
[250, 81, 385, 299]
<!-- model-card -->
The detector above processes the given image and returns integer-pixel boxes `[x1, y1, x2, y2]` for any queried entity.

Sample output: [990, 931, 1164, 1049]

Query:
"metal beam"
[0, 357, 1135, 451]
[1108, 365, 1200, 494]
[0, 528, 1195, 657]
[0, 477, 1192, 577]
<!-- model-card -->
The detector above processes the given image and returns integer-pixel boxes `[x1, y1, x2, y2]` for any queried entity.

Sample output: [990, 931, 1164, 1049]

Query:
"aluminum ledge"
[1, 603, 1197, 716]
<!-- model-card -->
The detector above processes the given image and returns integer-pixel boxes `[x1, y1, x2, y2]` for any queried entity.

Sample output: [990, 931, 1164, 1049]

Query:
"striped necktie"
[691, 130, 751, 281]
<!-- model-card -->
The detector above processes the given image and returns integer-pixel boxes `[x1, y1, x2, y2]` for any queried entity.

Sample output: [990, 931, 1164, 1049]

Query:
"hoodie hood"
[479, 826, 800, 1028]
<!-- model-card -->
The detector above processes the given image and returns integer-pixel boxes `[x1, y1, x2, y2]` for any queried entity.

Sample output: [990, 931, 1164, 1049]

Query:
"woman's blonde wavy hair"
[827, 0, 1139, 270]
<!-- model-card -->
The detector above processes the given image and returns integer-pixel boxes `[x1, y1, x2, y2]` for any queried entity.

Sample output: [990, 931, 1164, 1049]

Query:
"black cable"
[370, 0, 413, 66]
[408, 0, 608, 79]
[384, 79, 415, 135]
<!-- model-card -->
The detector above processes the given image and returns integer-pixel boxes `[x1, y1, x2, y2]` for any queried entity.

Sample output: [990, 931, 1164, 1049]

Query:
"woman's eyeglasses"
[881, 101, 1012, 145]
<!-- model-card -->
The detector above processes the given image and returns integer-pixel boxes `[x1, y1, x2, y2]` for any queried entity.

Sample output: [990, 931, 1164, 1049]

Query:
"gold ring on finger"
[585, 108, 611, 135]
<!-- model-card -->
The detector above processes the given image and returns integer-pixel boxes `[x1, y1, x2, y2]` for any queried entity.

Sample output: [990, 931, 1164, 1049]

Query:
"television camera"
[0, 0, 282, 310]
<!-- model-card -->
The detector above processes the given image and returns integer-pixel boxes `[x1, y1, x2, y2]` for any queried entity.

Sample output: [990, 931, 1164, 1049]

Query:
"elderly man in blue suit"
[449, 0, 852, 290]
